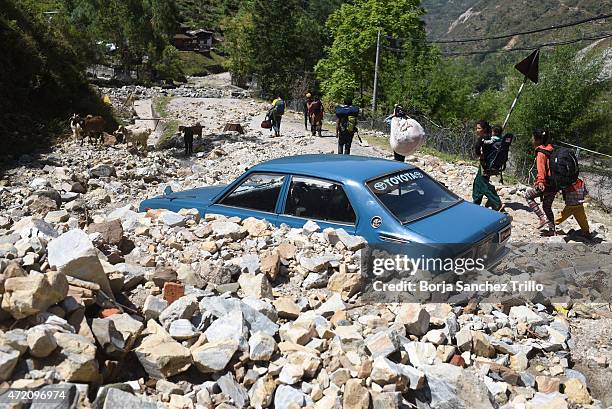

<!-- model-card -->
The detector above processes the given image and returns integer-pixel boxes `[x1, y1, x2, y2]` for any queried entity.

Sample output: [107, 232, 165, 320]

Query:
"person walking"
[304, 93, 313, 131]
[386, 105, 408, 161]
[336, 97, 358, 155]
[524, 129, 556, 235]
[308, 95, 324, 137]
[180, 125, 194, 156]
[555, 177, 591, 238]
[472, 120, 504, 211]
[268, 96, 285, 137]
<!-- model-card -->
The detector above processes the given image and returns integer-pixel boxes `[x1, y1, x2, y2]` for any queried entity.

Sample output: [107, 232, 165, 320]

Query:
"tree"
[315, 0, 426, 107]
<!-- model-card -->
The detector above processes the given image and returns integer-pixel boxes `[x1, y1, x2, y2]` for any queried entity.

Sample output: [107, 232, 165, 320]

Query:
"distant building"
[173, 24, 214, 55]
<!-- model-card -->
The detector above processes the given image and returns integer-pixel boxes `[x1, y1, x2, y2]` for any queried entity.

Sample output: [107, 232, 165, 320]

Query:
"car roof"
[250, 154, 415, 183]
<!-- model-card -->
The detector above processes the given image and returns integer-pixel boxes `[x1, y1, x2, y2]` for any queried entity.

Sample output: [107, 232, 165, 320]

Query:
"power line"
[441, 32, 612, 56]
[429, 13, 612, 44]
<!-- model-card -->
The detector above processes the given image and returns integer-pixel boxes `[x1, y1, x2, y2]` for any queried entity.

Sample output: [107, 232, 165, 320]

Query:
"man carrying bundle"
[335, 97, 359, 155]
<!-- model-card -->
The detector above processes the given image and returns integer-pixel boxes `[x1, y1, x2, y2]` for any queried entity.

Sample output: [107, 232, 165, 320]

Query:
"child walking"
[524, 129, 556, 235]
[556, 177, 590, 237]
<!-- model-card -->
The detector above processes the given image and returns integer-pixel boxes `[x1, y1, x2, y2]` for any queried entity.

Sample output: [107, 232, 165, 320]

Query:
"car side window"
[284, 176, 356, 224]
[220, 173, 285, 213]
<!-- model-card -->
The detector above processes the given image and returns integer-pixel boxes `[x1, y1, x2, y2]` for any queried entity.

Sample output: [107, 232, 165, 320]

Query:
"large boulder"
[54, 333, 101, 383]
[134, 322, 192, 379]
[419, 364, 494, 409]
[2, 271, 68, 319]
[47, 229, 114, 297]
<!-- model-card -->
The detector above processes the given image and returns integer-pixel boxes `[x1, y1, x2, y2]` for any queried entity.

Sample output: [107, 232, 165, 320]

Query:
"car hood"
[162, 185, 227, 205]
[404, 201, 510, 243]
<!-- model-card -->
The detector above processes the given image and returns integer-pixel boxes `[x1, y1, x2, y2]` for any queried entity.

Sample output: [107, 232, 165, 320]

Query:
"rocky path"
[0, 75, 610, 409]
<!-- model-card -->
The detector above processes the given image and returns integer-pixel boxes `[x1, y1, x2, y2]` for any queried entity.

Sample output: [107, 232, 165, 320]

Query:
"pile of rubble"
[99, 82, 250, 102]
[0, 200, 609, 408]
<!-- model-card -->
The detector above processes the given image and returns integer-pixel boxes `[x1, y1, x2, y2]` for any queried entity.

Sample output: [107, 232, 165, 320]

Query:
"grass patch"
[152, 96, 179, 145]
[177, 51, 227, 76]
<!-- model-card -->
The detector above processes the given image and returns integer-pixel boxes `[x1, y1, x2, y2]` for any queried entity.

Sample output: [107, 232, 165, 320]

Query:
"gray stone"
[204, 310, 248, 350]
[143, 295, 168, 321]
[159, 211, 186, 227]
[395, 305, 430, 336]
[44, 210, 69, 223]
[509, 306, 546, 325]
[405, 341, 437, 367]
[92, 318, 126, 356]
[0, 346, 20, 381]
[199, 296, 278, 337]
[47, 229, 114, 297]
[89, 164, 116, 178]
[365, 330, 399, 358]
[217, 372, 248, 408]
[335, 228, 367, 251]
[238, 273, 272, 299]
[134, 330, 192, 379]
[302, 220, 320, 235]
[158, 295, 199, 329]
[27, 326, 57, 358]
[273, 385, 308, 408]
[249, 332, 277, 361]
[192, 339, 239, 373]
[212, 221, 246, 240]
[420, 364, 494, 409]
[169, 319, 197, 340]
[102, 388, 157, 409]
[238, 254, 260, 274]
[106, 313, 144, 350]
[156, 379, 183, 395]
[0, 329, 28, 355]
[54, 333, 100, 383]
[315, 293, 346, 317]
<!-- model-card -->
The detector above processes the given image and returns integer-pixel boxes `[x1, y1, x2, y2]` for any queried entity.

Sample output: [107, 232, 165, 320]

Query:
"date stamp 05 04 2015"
[0, 388, 69, 404]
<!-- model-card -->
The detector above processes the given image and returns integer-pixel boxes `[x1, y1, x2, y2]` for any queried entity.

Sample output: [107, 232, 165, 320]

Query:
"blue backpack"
[274, 100, 285, 115]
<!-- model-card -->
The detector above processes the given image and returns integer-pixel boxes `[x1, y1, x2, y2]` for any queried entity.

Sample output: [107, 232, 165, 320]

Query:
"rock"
[249, 374, 276, 408]
[135, 329, 192, 379]
[143, 295, 168, 321]
[3, 262, 27, 278]
[315, 293, 346, 317]
[200, 296, 278, 336]
[260, 250, 280, 280]
[218, 373, 249, 408]
[152, 266, 178, 288]
[156, 379, 183, 395]
[212, 221, 246, 240]
[371, 392, 401, 409]
[44, 210, 69, 223]
[335, 229, 367, 251]
[204, 310, 248, 349]
[274, 297, 301, 319]
[47, 229, 114, 297]
[2, 271, 68, 319]
[455, 326, 472, 352]
[27, 326, 57, 358]
[89, 164, 116, 178]
[365, 330, 399, 358]
[327, 271, 363, 298]
[278, 363, 304, 384]
[169, 319, 197, 340]
[273, 385, 308, 408]
[55, 333, 100, 382]
[299, 254, 335, 272]
[238, 273, 272, 299]
[92, 318, 126, 356]
[192, 339, 239, 373]
[509, 306, 545, 325]
[278, 242, 297, 260]
[0, 346, 20, 381]
[158, 295, 199, 328]
[562, 378, 590, 404]
[525, 392, 568, 409]
[302, 220, 320, 235]
[510, 353, 528, 371]
[535, 376, 560, 393]
[420, 364, 494, 409]
[102, 388, 157, 409]
[471, 332, 495, 358]
[160, 211, 187, 227]
[370, 356, 401, 385]
[405, 341, 437, 367]
[249, 332, 277, 361]
[424, 329, 447, 346]
[89, 219, 124, 244]
[343, 379, 370, 409]
[30, 177, 50, 189]
[242, 217, 270, 237]
[395, 305, 430, 336]
[30, 194, 58, 214]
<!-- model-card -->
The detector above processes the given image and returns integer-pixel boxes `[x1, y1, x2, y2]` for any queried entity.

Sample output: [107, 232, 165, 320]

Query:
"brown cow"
[81, 115, 106, 145]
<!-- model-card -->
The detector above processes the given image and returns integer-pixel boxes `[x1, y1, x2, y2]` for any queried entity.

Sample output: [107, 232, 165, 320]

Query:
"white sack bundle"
[389, 117, 425, 156]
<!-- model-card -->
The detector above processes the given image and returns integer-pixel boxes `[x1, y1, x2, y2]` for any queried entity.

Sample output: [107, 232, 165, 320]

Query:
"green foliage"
[177, 51, 227, 76]
[315, 0, 426, 106]
[506, 46, 610, 168]
[0, 0, 115, 158]
[154, 45, 185, 81]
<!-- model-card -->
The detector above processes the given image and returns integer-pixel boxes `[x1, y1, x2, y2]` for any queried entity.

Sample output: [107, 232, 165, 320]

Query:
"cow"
[81, 115, 106, 145]
[69, 114, 82, 141]
[192, 122, 203, 139]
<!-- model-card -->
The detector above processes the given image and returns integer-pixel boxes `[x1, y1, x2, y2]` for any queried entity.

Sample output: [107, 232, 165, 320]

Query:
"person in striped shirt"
[555, 177, 591, 237]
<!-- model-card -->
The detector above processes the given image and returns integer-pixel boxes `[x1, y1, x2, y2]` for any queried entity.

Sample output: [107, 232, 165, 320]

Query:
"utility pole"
[371, 29, 381, 124]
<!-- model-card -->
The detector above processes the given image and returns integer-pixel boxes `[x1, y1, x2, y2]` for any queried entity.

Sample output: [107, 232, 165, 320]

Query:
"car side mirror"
[164, 186, 173, 195]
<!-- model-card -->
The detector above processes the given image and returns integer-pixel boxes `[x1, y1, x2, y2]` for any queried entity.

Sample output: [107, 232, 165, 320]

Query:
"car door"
[276, 175, 357, 234]
[206, 172, 286, 225]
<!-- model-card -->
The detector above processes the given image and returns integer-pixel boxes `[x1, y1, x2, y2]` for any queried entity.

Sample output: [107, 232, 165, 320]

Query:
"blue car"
[140, 154, 511, 262]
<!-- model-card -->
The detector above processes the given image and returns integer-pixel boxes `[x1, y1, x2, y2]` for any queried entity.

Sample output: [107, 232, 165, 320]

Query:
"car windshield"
[367, 169, 460, 223]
